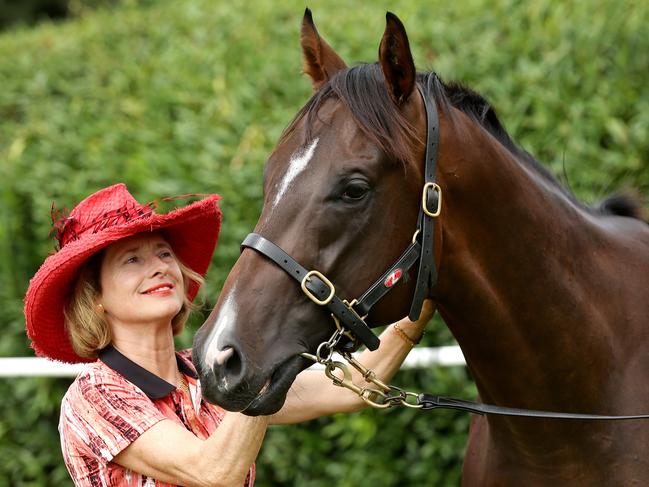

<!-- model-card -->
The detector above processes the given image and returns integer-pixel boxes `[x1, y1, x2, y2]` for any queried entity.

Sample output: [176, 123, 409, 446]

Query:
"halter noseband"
[240, 79, 441, 352]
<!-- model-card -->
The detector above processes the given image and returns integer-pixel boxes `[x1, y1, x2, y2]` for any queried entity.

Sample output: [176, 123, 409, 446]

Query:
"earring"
[96, 303, 105, 314]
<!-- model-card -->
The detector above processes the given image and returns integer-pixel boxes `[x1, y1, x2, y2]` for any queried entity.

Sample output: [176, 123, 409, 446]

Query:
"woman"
[24, 183, 433, 487]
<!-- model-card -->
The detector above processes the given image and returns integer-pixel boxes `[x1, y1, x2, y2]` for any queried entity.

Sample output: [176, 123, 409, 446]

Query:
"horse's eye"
[342, 181, 369, 202]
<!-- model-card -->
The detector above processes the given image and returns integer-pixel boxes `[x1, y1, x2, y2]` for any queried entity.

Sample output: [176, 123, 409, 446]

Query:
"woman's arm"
[271, 300, 435, 424]
[112, 300, 434, 483]
[112, 413, 268, 487]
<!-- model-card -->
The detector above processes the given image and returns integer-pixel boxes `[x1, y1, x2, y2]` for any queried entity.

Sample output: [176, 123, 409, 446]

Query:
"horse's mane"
[279, 63, 645, 222]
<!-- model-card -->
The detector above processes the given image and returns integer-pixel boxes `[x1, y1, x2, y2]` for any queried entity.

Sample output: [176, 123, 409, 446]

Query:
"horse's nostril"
[215, 347, 234, 366]
[221, 347, 242, 379]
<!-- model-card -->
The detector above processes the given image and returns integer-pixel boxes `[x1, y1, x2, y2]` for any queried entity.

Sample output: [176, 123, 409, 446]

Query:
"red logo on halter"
[384, 268, 403, 288]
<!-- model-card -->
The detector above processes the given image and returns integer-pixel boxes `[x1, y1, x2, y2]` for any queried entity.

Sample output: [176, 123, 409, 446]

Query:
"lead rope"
[300, 330, 422, 410]
[301, 330, 649, 420]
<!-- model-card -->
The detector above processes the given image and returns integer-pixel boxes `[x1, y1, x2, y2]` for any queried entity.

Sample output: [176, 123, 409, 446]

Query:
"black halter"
[241, 78, 441, 352]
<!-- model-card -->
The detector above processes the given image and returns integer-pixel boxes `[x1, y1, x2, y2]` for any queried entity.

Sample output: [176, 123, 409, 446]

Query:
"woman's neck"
[110, 320, 178, 383]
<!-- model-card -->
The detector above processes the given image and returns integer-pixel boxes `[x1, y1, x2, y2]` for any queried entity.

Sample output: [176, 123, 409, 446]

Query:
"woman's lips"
[141, 283, 174, 295]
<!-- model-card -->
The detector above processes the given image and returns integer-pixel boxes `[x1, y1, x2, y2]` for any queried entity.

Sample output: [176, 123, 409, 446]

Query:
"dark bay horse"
[193, 10, 649, 485]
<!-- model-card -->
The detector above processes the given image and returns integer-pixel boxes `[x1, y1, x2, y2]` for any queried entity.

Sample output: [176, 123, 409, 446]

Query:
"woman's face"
[99, 232, 184, 327]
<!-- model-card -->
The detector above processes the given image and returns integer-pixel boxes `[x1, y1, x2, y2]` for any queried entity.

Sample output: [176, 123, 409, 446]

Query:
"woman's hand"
[392, 299, 436, 346]
[419, 299, 436, 322]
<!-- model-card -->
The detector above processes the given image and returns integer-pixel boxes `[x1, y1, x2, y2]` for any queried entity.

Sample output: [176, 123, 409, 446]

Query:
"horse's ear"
[301, 8, 347, 90]
[379, 12, 416, 105]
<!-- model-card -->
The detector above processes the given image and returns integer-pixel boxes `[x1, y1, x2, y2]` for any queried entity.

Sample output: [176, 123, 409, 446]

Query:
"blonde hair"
[64, 245, 205, 360]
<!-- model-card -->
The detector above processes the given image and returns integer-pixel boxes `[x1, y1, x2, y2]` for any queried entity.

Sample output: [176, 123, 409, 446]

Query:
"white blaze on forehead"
[203, 287, 237, 371]
[272, 138, 319, 209]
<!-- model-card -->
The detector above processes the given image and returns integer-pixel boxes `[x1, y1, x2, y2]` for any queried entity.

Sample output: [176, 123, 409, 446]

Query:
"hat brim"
[24, 195, 222, 363]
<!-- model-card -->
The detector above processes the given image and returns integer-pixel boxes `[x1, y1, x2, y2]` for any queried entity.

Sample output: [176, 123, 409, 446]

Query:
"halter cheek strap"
[240, 79, 442, 352]
[353, 78, 441, 322]
[409, 78, 441, 321]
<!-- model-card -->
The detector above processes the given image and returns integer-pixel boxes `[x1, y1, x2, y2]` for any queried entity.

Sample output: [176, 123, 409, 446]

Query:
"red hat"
[24, 183, 222, 364]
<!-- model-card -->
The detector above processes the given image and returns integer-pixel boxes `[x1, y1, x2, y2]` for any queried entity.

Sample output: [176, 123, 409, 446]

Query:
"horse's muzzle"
[193, 337, 309, 415]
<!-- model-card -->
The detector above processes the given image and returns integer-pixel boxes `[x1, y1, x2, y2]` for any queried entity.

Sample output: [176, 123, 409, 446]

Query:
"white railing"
[0, 357, 88, 377]
[0, 346, 465, 377]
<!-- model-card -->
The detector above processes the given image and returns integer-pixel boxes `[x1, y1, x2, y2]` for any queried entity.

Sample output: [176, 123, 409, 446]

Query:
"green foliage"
[0, 378, 72, 485]
[0, 0, 647, 485]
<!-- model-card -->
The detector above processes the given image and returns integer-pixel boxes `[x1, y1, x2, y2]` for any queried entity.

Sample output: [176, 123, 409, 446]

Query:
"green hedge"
[0, 0, 646, 485]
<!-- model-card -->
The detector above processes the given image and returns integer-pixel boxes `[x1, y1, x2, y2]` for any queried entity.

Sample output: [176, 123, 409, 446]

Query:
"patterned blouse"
[59, 346, 255, 486]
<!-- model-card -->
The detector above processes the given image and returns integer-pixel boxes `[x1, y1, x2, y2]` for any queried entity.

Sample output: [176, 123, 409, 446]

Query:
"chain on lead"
[324, 360, 392, 409]
[341, 352, 391, 393]
[342, 352, 423, 409]
[383, 386, 423, 409]
[300, 315, 345, 366]
[317, 326, 344, 362]
[300, 320, 423, 409]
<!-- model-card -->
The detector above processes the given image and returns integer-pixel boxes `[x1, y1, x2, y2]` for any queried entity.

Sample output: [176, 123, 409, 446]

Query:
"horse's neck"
[434, 122, 611, 408]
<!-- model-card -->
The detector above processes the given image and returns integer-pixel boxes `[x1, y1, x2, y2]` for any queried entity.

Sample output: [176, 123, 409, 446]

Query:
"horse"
[193, 10, 649, 485]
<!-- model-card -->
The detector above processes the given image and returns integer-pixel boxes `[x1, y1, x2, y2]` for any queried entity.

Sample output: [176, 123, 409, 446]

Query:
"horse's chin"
[242, 355, 310, 416]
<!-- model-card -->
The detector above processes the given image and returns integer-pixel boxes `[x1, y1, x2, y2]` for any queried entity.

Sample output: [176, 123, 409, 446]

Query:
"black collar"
[99, 345, 197, 400]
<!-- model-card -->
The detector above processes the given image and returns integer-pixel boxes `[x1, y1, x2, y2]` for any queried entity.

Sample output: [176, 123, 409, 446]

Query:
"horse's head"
[193, 10, 436, 415]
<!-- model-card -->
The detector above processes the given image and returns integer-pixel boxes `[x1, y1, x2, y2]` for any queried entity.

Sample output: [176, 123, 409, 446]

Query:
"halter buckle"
[301, 270, 335, 305]
[343, 299, 368, 320]
[422, 182, 442, 217]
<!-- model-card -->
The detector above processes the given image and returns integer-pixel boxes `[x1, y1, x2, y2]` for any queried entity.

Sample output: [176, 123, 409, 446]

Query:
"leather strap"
[354, 241, 421, 317]
[418, 394, 649, 420]
[241, 233, 381, 350]
[409, 78, 441, 321]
